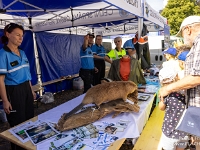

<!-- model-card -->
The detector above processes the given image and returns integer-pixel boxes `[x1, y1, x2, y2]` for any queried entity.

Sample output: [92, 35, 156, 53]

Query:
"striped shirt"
[185, 34, 200, 107]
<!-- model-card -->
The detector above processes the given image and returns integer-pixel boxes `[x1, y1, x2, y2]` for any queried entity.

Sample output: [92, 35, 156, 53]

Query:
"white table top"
[37, 93, 155, 149]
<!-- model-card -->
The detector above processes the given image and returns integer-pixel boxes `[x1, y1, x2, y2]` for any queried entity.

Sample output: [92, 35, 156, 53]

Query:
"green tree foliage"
[161, 0, 200, 35]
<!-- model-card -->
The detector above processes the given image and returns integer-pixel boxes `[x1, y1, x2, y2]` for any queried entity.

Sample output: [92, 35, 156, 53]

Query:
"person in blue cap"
[80, 33, 98, 93]
[123, 39, 137, 59]
[162, 47, 181, 73]
[163, 47, 177, 61]
[177, 50, 190, 79]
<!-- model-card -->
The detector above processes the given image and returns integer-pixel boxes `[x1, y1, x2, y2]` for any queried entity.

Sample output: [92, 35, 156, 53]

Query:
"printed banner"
[164, 24, 171, 49]
[95, 24, 164, 36]
[47, 27, 90, 35]
[32, 2, 136, 32]
[104, 0, 142, 17]
[143, 0, 167, 28]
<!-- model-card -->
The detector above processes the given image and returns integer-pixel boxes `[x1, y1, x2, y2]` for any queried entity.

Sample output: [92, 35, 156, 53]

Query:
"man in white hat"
[159, 15, 200, 148]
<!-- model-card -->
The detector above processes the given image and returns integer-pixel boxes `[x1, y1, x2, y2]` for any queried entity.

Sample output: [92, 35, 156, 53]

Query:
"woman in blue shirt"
[0, 23, 35, 150]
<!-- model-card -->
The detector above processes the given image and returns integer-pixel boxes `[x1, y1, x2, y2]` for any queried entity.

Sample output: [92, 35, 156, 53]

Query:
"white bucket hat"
[159, 67, 178, 83]
[176, 15, 200, 37]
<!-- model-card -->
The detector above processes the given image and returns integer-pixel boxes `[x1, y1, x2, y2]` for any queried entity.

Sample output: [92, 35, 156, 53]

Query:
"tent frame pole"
[70, 7, 74, 27]
[5, 9, 69, 12]
[138, 17, 143, 39]
[3, 0, 18, 9]
[18, 0, 64, 18]
[32, 32, 42, 86]
[0, 0, 2, 9]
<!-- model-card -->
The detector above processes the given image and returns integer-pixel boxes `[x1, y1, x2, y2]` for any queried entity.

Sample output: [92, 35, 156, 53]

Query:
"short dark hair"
[1, 23, 24, 45]
[87, 33, 95, 38]
[95, 35, 102, 39]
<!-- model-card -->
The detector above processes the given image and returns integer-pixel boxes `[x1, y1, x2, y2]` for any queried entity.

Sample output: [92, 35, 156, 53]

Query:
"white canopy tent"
[0, 0, 169, 85]
[0, 0, 168, 35]
[44, 0, 168, 37]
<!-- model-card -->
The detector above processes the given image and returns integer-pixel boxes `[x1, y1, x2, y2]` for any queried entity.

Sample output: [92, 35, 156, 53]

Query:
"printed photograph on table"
[96, 120, 130, 134]
[104, 126, 117, 134]
[95, 125, 105, 131]
[116, 120, 128, 128]
[26, 122, 51, 136]
[93, 132, 119, 148]
[138, 95, 151, 101]
[31, 129, 58, 145]
[50, 137, 85, 150]
[96, 124, 122, 132]
[138, 85, 159, 94]
[47, 131, 94, 150]
[25, 122, 59, 145]
[73, 124, 99, 139]
[54, 134, 70, 141]
[9, 121, 35, 143]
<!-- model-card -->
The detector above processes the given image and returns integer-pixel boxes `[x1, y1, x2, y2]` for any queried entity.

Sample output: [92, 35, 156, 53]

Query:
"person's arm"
[0, 75, 12, 114]
[93, 46, 106, 60]
[93, 55, 104, 60]
[159, 100, 166, 111]
[104, 55, 112, 64]
[159, 75, 200, 102]
[159, 94, 168, 111]
[104, 49, 114, 64]
[94, 67, 98, 73]
[82, 35, 89, 51]
[29, 81, 36, 100]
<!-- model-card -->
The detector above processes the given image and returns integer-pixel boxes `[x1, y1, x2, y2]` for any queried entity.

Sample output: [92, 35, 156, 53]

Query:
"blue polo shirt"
[0, 45, 31, 85]
[92, 44, 106, 57]
[80, 46, 94, 69]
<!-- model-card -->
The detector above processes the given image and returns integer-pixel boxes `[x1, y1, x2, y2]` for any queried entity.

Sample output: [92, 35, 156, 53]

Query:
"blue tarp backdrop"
[36, 32, 83, 92]
[0, 30, 83, 92]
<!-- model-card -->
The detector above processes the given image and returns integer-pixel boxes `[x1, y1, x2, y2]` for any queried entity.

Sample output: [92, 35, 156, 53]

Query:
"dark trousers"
[6, 81, 34, 150]
[79, 68, 94, 93]
[93, 59, 105, 85]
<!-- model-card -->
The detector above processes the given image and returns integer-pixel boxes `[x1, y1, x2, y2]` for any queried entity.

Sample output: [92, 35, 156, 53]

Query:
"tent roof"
[0, 0, 169, 33]
[1, 0, 102, 16]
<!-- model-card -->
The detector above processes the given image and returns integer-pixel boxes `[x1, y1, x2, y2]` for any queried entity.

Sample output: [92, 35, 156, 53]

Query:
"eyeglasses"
[181, 26, 188, 33]
[181, 25, 193, 36]
[114, 40, 121, 43]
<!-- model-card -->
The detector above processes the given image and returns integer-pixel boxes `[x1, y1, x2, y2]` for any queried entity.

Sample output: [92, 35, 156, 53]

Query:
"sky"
[146, 0, 167, 12]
